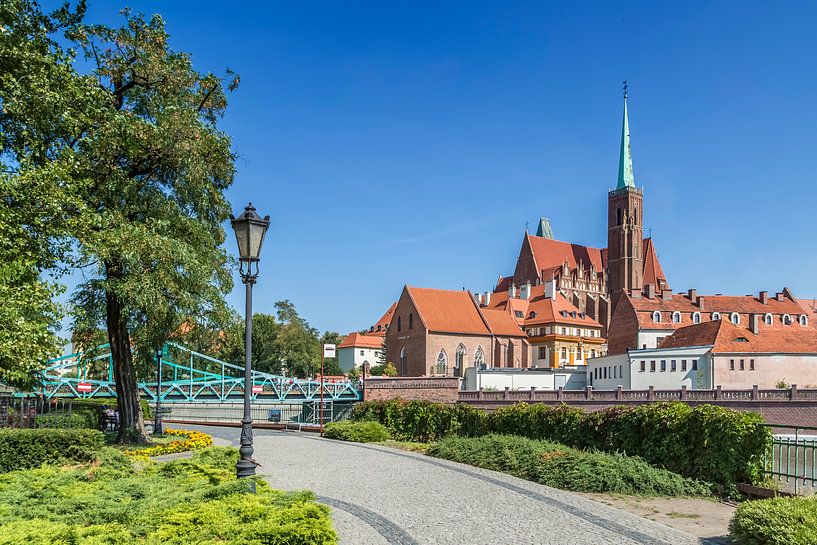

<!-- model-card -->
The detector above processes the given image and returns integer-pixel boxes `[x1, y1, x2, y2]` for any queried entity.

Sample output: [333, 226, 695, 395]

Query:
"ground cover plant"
[729, 496, 817, 545]
[324, 420, 390, 442]
[351, 399, 772, 490]
[0, 446, 337, 545]
[427, 434, 713, 497]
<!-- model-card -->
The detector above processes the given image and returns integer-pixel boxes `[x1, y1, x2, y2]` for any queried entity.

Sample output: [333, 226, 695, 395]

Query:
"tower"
[607, 83, 644, 296]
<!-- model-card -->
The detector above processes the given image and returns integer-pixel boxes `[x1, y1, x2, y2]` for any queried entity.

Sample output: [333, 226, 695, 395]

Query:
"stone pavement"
[189, 425, 717, 545]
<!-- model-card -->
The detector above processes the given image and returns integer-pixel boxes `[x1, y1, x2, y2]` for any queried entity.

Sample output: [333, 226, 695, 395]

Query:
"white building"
[588, 346, 713, 390]
[337, 332, 383, 373]
[463, 366, 587, 391]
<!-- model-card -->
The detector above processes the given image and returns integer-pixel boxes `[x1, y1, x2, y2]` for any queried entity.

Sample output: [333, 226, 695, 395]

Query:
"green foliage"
[729, 497, 817, 545]
[324, 421, 391, 443]
[0, 446, 337, 544]
[428, 434, 712, 497]
[369, 362, 398, 377]
[0, 429, 105, 472]
[352, 400, 772, 489]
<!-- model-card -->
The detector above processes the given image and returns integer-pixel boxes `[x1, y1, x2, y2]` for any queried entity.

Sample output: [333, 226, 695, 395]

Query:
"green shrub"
[0, 429, 105, 472]
[324, 421, 390, 442]
[352, 399, 772, 490]
[729, 497, 817, 545]
[428, 434, 712, 496]
[0, 446, 337, 544]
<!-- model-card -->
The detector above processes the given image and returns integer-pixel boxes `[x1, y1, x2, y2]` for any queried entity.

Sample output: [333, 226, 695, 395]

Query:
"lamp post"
[230, 203, 270, 488]
[154, 347, 163, 436]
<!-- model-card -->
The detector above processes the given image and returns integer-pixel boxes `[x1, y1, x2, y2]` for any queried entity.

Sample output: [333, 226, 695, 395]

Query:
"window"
[750, 358, 755, 370]
[603, 367, 607, 379]
[653, 311, 662, 323]
[409, 313, 414, 329]
[538, 347, 547, 359]
[692, 359, 698, 371]
[455, 344, 466, 375]
[800, 315, 809, 326]
[514, 310, 524, 318]
[400, 347, 407, 375]
[712, 312, 721, 320]
[730, 312, 740, 325]
[764, 313, 773, 325]
[692, 312, 701, 324]
[397, 316, 402, 332]
[529, 311, 537, 318]
[672, 311, 681, 323]
[650, 360, 656, 372]
[656, 336, 664, 346]
[594, 368, 598, 379]
[576, 346, 582, 360]
[561, 347, 567, 360]
[434, 349, 447, 375]
[782, 314, 792, 325]
[729, 359, 735, 370]
[561, 327, 567, 334]
[619, 365, 623, 378]
[617, 207, 623, 225]
[360, 350, 364, 356]
[660, 360, 667, 372]
[474, 346, 485, 368]
[739, 359, 745, 371]
[671, 360, 677, 372]
[640, 360, 646, 372]
[591, 349, 596, 358]
[681, 359, 687, 371]
[612, 366, 616, 378]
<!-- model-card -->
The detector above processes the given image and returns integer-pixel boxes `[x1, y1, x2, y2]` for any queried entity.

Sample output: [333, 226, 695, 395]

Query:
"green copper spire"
[617, 82, 635, 189]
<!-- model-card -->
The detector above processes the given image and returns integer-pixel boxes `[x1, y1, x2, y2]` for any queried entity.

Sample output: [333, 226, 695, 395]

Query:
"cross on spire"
[616, 81, 635, 189]
[623, 80, 628, 99]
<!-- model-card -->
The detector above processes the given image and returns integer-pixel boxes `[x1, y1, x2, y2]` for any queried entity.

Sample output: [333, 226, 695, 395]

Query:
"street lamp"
[230, 203, 270, 488]
[154, 347, 163, 436]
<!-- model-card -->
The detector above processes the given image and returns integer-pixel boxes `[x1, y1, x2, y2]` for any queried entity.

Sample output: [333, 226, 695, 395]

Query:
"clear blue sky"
[79, 1, 817, 335]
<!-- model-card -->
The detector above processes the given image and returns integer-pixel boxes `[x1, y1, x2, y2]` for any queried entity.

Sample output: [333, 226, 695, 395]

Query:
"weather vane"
[524, 220, 529, 233]
[623, 80, 628, 99]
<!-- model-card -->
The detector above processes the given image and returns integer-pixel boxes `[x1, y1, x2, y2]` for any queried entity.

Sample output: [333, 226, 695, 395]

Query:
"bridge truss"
[34, 342, 360, 403]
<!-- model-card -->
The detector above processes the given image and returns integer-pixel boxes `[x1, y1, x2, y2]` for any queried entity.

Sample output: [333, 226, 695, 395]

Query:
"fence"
[163, 401, 355, 428]
[0, 398, 82, 429]
[760, 424, 817, 495]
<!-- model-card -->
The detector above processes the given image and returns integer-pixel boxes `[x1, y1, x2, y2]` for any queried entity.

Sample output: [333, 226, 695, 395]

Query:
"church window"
[400, 347, 407, 375]
[672, 311, 681, 323]
[711, 312, 721, 321]
[409, 313, 414, 329]
[616, 207, 623, 226]
[730, 313, 740, 325]
[474, 346, 485, 368]
[652, 311, 661, 323]
[692, 312, 701, 324]
[433, 349, 448, 375]
[799, 315, 809, 326]
[397, 316, 402, 332]
[455, 344, 466, 375]
[764, 313, 773, 325]
[634, 206, 638, 222]
[782, 314, 792, 325]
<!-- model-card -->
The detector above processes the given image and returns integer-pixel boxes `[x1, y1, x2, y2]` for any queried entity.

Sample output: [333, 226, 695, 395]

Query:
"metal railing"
[162, 401, 355, 428]
[760, 424, 817, 495]
[0, 398, 80, 429]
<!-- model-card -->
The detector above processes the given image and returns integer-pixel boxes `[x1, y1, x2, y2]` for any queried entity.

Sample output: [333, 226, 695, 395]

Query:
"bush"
[0, 446, 337, 544]
[428, 434, 712, 496]
[0, 429, 105, 472]
[324, 421, 390, 442]
[729, 497, 817, 545]
[351, 399, 772, 489]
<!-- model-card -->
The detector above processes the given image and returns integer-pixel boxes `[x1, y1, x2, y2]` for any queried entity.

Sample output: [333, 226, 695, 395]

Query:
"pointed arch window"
[474, 346, 485, 369]
[692, 312, 701, 324]
[397, 316, 402, 332]
[399, 347, 407, 375]
[433, 349, 448, 375]
[455, 344, 466, 376]
[764, 313, 773, 325]
[409, 313, 414, 329]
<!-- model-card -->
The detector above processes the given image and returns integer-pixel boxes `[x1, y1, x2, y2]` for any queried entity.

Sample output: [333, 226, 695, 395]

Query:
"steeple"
[617, 81, 635, 189]
[536, 217, 554, 239]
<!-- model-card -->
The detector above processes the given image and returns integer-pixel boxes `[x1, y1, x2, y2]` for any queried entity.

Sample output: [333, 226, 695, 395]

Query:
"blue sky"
[78, 1, 817, 335]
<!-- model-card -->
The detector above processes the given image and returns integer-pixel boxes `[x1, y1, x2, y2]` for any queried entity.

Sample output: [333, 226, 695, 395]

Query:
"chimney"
[697, 296, 705, 310]
[520, 281, 531, 300]
[749, 314, 760, 335]
[759, 291, 768, 304]
[687, 289, 697, 300]
[775, 292, 785, 302]
[662, 289, 673, 301]
[645, 284, 656, 299]
[630, 288, 641, 300]
[510, 283, 517, 299]
[484, 291, 491, 306]
[544, 279, 556, 300]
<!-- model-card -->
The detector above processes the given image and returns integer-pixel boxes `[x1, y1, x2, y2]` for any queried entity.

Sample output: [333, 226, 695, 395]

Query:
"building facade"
[337, 333, 383, 373]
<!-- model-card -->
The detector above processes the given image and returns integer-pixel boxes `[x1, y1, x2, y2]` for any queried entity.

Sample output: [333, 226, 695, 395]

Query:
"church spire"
[617, 81, 635, 189]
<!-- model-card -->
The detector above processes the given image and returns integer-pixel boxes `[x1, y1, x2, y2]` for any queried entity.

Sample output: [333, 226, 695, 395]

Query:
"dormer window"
[529, 311, 537, 318]
[692, 312, 701, 324]
[730, 312, 740, 325]
[764, 313, 773, 325]
[800, 315, 809, 326]
[652, 311, 662, 323]
[672, 311, 681, 323]
[712, 312, 721, 321]
[571, 311, 577, 318]
[782, 314, 792, 325]
[734, 337, 749, 342]
[561, 310, 568, 318]
[514, 310, 524, 318]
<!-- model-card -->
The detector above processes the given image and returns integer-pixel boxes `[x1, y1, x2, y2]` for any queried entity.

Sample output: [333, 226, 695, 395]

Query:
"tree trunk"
[105, 287, 147, 444]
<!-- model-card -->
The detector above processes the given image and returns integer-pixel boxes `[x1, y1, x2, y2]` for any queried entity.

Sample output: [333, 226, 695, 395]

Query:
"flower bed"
[124, 428, 213, 459]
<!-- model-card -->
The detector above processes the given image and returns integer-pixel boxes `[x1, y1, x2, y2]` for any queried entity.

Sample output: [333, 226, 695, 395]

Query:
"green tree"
[216, 313, 283, 375]
[67, 10, 238, 443]
[274, 300, 320, 378]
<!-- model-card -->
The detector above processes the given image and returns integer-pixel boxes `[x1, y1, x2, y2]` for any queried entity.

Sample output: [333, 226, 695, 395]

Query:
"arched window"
[730, 312, 740, 325]
[397, 316, 402, 332]
[692, 312, 701, 324]
[800, 315, 809, 326]
[433, 349, 447, 375]
[653, 311, 662, 323]
[455, 344, 466, 376]
[399, 347, 407, 375]
[474, 346, 485, 368]
[712, 312, 721, 321]
[409, 313, 414, 329]
[764, 313, 773, 325]
[782, 314, 792, 325]
[672, 311, 681, 323]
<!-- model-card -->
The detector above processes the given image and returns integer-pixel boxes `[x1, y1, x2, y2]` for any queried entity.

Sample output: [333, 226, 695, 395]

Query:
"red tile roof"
[366, 302, 396, 336]
[488, 284, 603, 328]
[480, 308, 526, 337]
[338, 332, 383, 349]
[642, 237, 667, 288]
[659, 319, 817, 354]
[406, 287, 491, 336]
[526, 234, 605, 275]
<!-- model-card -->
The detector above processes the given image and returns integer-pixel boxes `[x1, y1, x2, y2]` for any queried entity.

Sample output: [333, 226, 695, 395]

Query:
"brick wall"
[364, 377, 460, 403]
[607, 293, 639, 354]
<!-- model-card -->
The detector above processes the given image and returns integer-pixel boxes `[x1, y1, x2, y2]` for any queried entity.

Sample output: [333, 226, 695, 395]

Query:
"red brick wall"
[364, 377, 460, 403]
[386, 289, 427, 376]
[512, 236, 539, 286]
[607, 293, 639, 354]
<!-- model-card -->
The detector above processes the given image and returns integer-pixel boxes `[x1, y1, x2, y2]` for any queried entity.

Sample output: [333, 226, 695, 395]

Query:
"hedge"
[0, 429, 105, 472]
[0, 447, 337, 544]
[428, 434, 712, 496]
[729, 496, 817, 545]
[351, 400, 772, 489]
[324, 421, 391, 443]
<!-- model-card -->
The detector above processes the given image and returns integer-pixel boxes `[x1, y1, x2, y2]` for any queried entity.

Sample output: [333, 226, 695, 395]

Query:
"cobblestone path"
[192, 426, 713, 545]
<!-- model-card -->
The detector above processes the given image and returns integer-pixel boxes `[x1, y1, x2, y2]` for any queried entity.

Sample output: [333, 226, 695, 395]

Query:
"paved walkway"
[191, 426, 714, 545]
